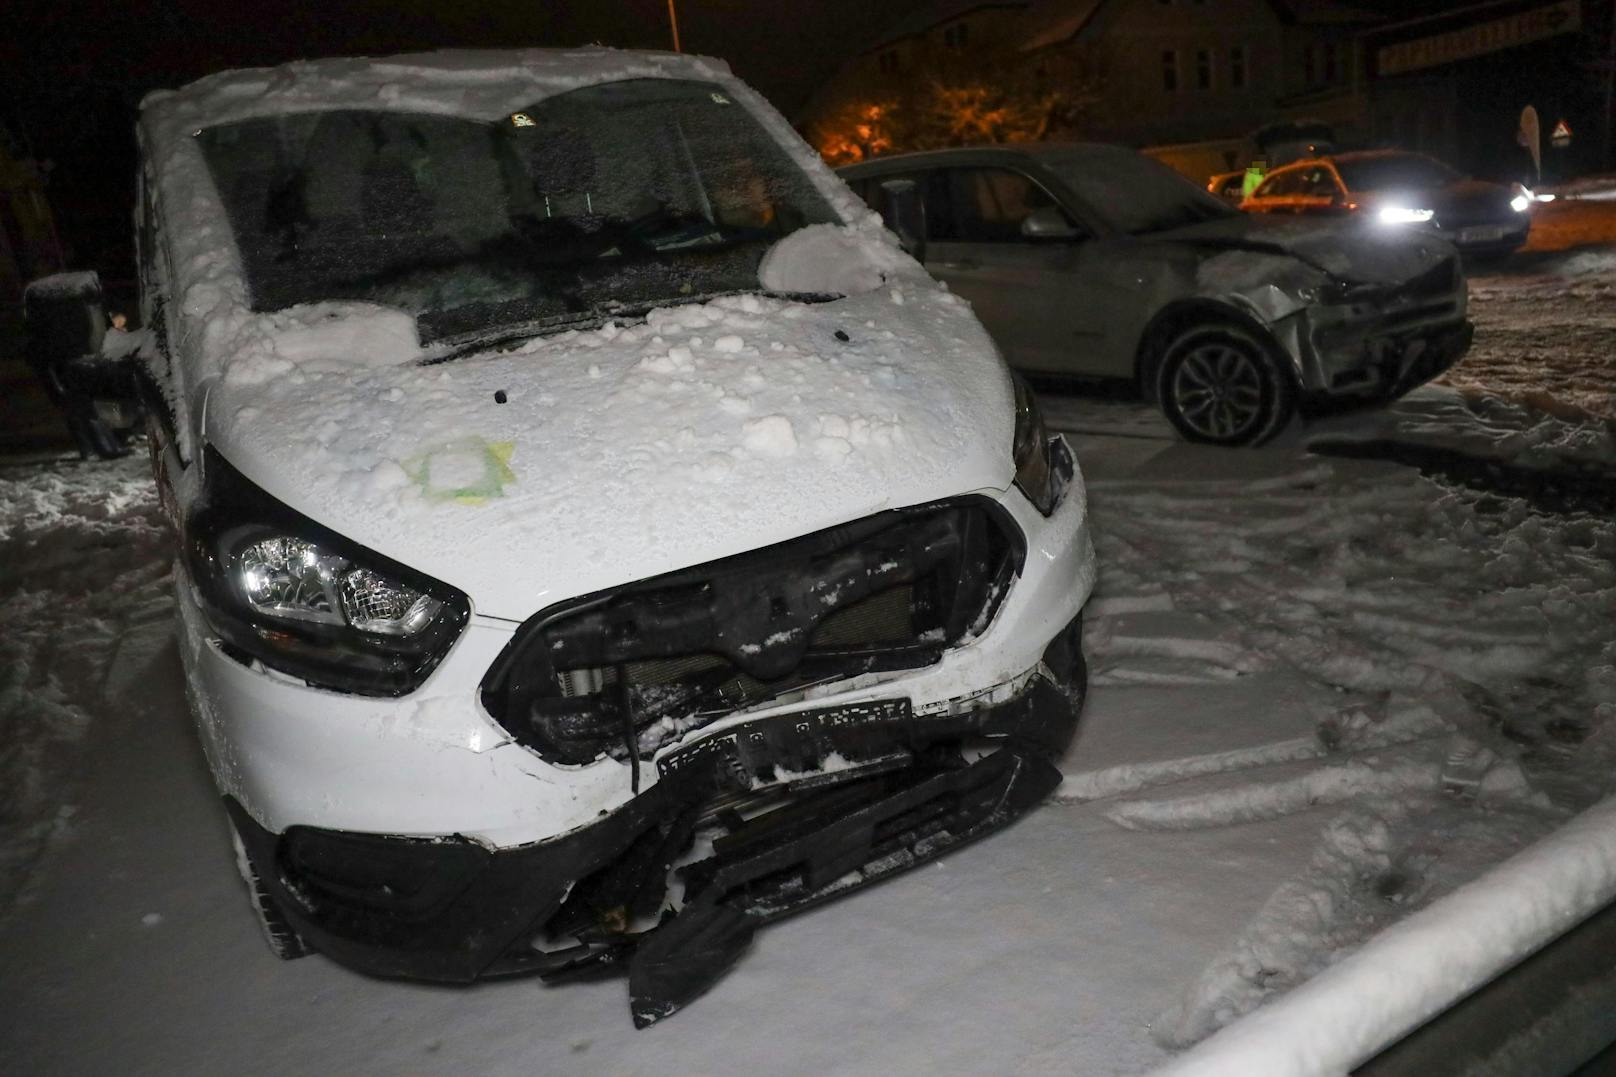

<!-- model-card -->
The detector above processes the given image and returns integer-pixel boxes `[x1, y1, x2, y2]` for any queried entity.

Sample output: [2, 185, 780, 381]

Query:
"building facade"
[801, 0, 1600, 182]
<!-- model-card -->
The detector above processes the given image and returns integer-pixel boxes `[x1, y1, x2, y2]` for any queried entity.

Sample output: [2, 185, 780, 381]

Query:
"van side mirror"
[1021, 206, 1079, 240]
[878, 179, 927, 263]
[22, 271, 106, 365]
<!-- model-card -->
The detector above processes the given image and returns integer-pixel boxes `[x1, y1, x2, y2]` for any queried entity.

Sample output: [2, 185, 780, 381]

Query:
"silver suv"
[841, 144, 1472, 446]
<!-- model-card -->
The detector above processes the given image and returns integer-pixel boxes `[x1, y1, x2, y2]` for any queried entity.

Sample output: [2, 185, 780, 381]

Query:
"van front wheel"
[229, 826, 312, 960]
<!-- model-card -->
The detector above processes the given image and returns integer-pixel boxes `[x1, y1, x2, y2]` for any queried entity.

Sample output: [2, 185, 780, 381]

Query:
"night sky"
[8, 0, 1607, 278]
[4, 0, 933, 275]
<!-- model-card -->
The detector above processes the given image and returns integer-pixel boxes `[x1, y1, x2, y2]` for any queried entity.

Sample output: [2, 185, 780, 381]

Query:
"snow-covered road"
[1447, 252, 1616, 422]
[3, 250, 1614, 1075]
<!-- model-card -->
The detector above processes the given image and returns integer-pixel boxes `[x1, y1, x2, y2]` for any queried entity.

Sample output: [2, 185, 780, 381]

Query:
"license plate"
[657, 698, 914, 785]
[1458, 225, 1506, 243]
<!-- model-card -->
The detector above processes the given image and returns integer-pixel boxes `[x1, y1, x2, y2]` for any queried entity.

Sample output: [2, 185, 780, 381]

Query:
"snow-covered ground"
[1445, 250, 1616, 423]
[3, 248, 1614, 1075]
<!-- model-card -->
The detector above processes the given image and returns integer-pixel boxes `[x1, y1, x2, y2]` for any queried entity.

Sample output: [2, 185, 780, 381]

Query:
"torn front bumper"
[1300, 317, 1473, 416]
[227, 610, 1086, 1025]
[1273, 252, 1473, 412]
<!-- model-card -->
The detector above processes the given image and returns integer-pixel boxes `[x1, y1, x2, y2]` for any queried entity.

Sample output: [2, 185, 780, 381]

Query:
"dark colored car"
[1241, 150, 1533, 257]
[21, 271, 145, 458]
[840, 144, 1472, 447]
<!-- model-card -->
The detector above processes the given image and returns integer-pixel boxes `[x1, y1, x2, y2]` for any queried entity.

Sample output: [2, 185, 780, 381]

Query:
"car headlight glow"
[1012, 375, 1070, 516]
[1510, 192, 1532, 213]
[189, 449, 469, 696]
[1378, 206, 1435, 225]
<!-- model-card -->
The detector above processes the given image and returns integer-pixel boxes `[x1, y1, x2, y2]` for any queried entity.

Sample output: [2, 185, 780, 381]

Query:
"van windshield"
[197, 79, 840, 343]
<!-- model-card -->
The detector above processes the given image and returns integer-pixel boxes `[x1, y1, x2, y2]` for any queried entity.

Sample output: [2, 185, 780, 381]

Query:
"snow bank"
[1149, 794, 1616, 1077]
[1309, 387, 1615, 471]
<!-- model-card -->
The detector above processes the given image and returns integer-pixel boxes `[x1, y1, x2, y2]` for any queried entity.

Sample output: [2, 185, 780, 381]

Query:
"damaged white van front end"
[137, 48, 1095, 1025]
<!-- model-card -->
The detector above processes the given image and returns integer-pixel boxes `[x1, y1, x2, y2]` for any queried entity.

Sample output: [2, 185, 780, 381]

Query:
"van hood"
[1158, 214, 1455, 284]
[201, 283, 1015, 622]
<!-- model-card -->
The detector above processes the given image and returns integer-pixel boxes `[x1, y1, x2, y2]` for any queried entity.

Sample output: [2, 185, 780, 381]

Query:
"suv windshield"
[1335, 154, 1460, 192]
[197, 79, 839, 343]
[1047, 146, 1237, 235]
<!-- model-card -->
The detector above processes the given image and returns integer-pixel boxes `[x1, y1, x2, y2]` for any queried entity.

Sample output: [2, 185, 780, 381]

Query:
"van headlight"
[189, 449, 469, 696]
[1012, 375, 1069, 516]
[237, 536, 443, 634]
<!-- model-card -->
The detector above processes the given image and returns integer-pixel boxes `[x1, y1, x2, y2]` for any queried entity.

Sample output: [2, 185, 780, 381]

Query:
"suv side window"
[942, 167, 1072, 242]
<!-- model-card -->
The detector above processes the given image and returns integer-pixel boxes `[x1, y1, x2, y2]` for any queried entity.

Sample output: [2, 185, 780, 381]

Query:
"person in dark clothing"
[22, 272, 141, 459]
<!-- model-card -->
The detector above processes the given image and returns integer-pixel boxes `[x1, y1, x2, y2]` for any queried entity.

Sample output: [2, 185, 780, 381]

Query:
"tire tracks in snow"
[1055, 703, 1454, 807]
[1072, 429, 1614, 1050]
[0, 455, 170, 921]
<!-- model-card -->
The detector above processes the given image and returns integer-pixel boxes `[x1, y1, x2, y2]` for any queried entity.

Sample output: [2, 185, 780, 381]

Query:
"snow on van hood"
[1162, 215, 1455, 285]
[137, 50, 999, 622]
[203, 279, 1016, 622]
[138, 48, 876, 462]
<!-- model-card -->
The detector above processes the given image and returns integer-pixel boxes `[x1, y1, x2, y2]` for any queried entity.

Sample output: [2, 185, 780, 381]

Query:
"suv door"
[922, 166, 1095, 371]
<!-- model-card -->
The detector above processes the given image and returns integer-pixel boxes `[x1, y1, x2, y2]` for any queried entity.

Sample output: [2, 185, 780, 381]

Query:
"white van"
[122, 49, 1093, 1025]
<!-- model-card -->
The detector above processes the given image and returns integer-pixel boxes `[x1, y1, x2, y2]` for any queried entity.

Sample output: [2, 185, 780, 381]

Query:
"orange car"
[1241, 150, 1532, 256]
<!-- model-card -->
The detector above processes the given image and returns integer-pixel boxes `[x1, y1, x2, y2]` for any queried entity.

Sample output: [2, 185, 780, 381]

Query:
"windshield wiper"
[422, 289, 841, 366]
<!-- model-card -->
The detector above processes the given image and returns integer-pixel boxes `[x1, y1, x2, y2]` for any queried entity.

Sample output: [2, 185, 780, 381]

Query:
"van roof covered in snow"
[140, 48, 735, 130]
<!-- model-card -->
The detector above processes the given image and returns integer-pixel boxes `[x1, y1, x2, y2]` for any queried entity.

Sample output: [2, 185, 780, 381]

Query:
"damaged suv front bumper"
[228, 612, 1086, 1025]
[1271, 251, 1474, 412]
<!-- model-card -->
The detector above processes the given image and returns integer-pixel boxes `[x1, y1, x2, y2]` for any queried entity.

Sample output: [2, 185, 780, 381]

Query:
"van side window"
[941, 168, 1073, 242]
[136, 173, 158, 291]
[136, 171, 171, 367]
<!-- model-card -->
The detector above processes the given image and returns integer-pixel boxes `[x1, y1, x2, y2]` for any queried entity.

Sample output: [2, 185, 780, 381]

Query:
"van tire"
[229, 826, 312, 960]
